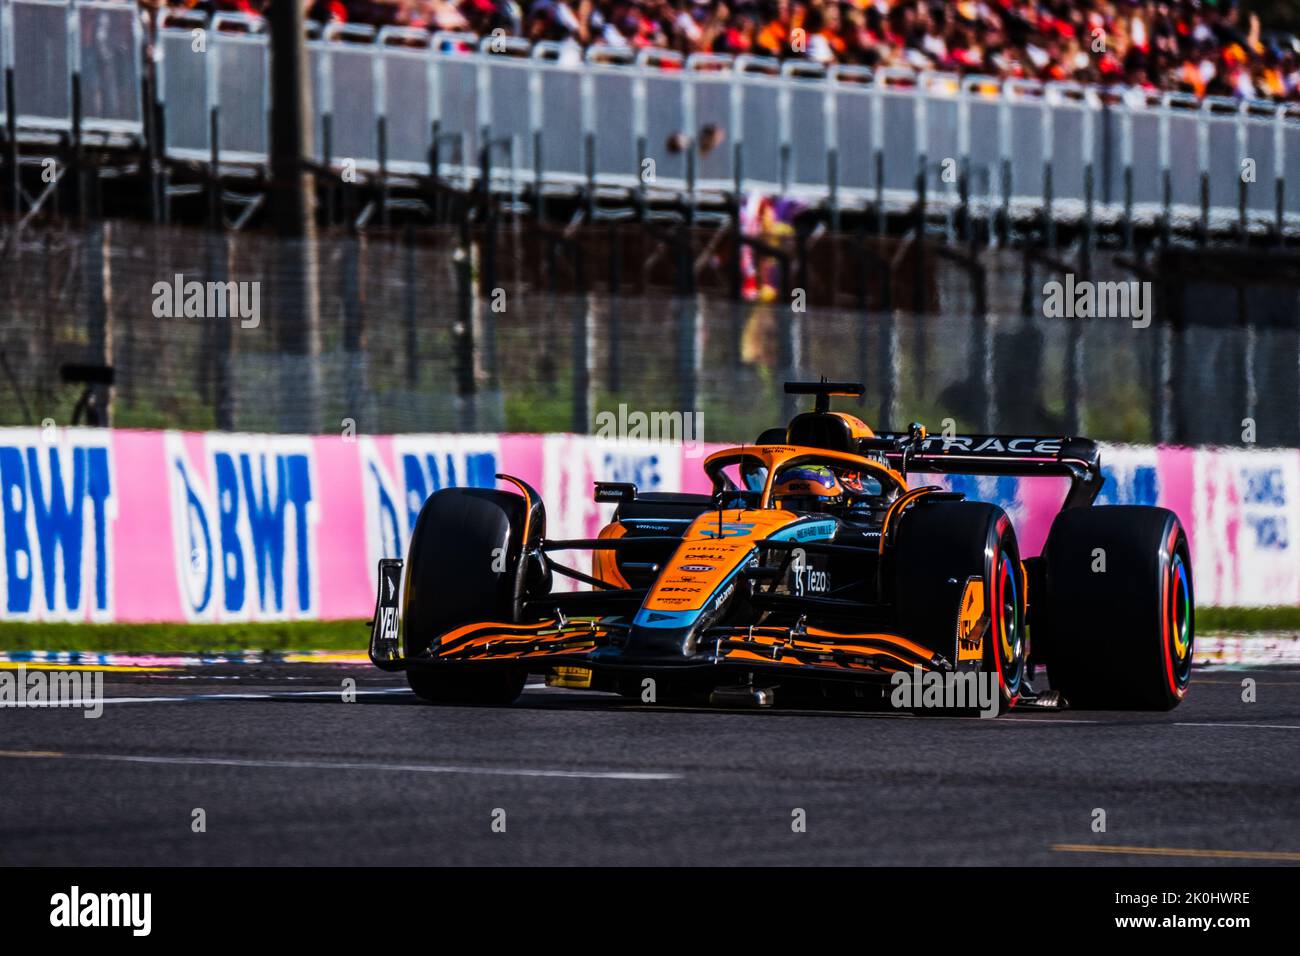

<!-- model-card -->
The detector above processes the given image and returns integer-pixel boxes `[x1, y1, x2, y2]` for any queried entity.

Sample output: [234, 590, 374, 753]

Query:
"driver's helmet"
[773, 464, 843, 512]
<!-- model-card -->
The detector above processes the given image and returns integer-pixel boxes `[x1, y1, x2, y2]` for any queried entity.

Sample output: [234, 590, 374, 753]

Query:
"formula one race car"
[369, 382, 1194, 714]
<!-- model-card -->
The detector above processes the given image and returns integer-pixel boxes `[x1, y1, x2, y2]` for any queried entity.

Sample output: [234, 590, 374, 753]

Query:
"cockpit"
[705, 449, 905, 520]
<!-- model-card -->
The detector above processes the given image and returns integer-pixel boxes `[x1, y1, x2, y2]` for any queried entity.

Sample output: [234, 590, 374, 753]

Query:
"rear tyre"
[402, 487, 528, 705]
[893, 500, 1027, 712]
[1041, 506, 1193, 710]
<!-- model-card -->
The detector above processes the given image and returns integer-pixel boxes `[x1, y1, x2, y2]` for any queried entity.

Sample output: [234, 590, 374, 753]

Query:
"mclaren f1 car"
[369, 381, 1194, 714]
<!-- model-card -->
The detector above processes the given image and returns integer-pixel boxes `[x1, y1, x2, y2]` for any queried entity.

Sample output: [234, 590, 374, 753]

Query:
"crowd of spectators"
[192, 0, 1300, 101]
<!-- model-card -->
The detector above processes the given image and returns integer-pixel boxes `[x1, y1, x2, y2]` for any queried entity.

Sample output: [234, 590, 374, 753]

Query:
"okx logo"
[168, 435, 317, 621]
[0, 432, 114, 621]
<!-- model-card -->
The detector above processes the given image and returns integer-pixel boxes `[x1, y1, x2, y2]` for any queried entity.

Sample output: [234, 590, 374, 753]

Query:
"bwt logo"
[362, 438, 499, 565]
[0, 437, 115, 621]
[1241, 465, 1290, 551]
[598, 451, 665, 495]
[1098, 461, 1159, 507]
[168, 436, 317, 621]
[943, 473, 1021, 516]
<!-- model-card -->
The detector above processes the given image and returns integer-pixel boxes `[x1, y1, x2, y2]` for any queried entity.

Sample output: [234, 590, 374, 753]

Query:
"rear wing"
[866, 433, 1103, 510]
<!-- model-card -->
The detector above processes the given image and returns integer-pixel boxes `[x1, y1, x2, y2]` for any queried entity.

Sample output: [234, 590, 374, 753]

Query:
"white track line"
[2, 688, 412, 708]
[10, 688, 1296, 733]
[0, 749, 682, 781]
[1176, 721, 1300, 731]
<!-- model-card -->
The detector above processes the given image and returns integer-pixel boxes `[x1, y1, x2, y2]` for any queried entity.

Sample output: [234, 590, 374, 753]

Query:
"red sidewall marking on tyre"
[1161, 525, 1190, 700]
[990, 543, 1020, 708]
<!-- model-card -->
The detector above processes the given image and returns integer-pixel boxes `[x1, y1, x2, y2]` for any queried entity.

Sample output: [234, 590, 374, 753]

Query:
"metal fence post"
[455, 211, 476, 429]
[1275, 104, 1286, 244]
[998, 87, 1010, 245]
[1083, 90, 1096, 267]
[4, 15, 17, 216]
[67, 0, 84, 220]
[777, 75, 790, 195]
[607, 221, 621, 392]
[208, 230, 234, 428]
[83, 218, 113, 425]
[403, 224, 417, 387]
[872, 73, 884, 235]
[1198, 102, 1209, 246]
[632, 62, 646, 215]
[375, 45, 388, 227]
[1159, 98, 1171, 249]
[1121, 94, 1134, 252]
[957, 77, 971, 245]
[207, 41, 221, 230]
[1042, 89, 1054, 249]
[683, 65, 696, 220]
[825, 76, 838, 231]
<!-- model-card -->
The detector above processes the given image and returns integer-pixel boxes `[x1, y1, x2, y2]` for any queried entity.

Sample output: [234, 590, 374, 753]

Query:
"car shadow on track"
[301, 684, 1119, 725]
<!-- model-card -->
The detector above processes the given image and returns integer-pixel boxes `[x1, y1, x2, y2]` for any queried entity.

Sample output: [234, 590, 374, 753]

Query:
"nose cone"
[623, 507, 800, 659]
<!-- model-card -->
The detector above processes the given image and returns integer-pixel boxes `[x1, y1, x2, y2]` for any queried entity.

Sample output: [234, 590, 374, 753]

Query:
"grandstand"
[2, 0, 1300, 242]
[244, 1, 1300, 102]
[1, 1, 1297, 450]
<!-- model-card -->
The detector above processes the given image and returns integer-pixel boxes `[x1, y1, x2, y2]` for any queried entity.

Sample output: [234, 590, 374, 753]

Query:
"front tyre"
[893, 499, 1027, 713]
[404, 487, 526, 656]
[1041, 506, 1194, 710]
[402, 487, 532, 706]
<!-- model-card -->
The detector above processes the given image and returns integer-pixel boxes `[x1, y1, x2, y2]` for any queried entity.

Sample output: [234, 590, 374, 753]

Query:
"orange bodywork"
[592, 521, 630, 589]
[433, 619, 604, 661]
[642, 508, 803, 613]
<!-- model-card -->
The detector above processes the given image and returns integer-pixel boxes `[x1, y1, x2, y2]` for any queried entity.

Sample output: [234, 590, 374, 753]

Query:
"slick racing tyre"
[1041, 506, 1193, 710]
[403, 487, 528, 705]
[893, 499, 1027, 712]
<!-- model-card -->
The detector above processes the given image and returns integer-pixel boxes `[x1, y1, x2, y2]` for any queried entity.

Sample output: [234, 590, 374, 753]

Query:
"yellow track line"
[0, 750, 65, 759]
[1051, 843, 1300, 862]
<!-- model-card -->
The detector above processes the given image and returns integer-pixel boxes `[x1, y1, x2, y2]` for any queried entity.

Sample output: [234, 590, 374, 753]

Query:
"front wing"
[370, 559, 952, 685]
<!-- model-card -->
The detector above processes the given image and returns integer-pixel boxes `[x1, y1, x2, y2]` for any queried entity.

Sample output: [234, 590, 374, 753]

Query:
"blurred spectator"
[214, 0, 1300, 101]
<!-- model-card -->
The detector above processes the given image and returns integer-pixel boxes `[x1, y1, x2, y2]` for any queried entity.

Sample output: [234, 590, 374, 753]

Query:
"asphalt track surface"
[1, 661, 1298, 866]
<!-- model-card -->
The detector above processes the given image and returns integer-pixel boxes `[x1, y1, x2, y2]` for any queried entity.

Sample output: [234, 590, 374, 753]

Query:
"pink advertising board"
[0, 427, 1294, 622]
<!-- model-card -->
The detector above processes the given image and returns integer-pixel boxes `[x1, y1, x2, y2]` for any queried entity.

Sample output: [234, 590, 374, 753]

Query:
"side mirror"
[594, 482, 637, 504]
